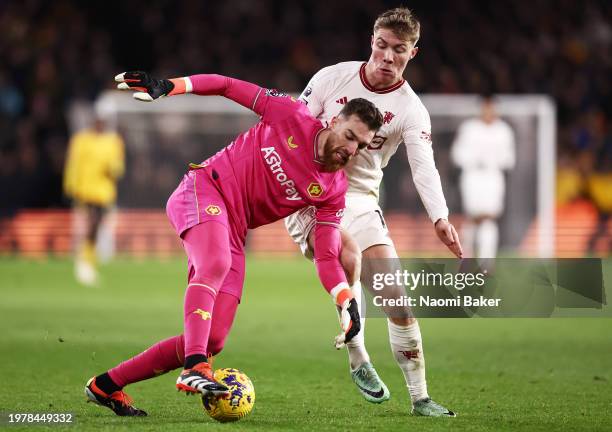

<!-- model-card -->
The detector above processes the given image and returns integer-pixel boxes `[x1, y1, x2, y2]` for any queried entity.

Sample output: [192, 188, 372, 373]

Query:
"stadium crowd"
[0, 0, 610, 221]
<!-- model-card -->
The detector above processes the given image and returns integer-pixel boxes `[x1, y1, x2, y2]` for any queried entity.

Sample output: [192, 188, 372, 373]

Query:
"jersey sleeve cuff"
[329, 283, 352, 306]
[429, 209, 449, 224]
[168, 77, 193, 96]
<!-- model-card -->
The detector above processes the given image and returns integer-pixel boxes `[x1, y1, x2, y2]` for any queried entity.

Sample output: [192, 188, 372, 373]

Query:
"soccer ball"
[201, 368, 255, 422]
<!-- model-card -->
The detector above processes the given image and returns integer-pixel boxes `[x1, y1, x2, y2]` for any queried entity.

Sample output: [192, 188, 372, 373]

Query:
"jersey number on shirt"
[367, 134, 388, 150]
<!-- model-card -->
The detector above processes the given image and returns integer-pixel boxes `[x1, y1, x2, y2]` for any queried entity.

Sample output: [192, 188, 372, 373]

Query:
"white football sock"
[476, 219, 499, 258]
[388, 319, 428, 403]
[344, 280, 370, 369]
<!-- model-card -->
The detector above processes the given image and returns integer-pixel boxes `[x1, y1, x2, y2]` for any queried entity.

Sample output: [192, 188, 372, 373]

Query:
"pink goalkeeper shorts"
[166, 166, 246, 300]
[166, 167, 231, 238]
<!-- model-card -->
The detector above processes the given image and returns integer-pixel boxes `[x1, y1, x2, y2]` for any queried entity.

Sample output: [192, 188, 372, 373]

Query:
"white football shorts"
[284, 194, 394, 260]
[459, 169, 506, 217]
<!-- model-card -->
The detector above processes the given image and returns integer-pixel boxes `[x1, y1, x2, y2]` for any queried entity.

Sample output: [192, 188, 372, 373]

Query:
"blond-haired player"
[285, 8, 461, 417]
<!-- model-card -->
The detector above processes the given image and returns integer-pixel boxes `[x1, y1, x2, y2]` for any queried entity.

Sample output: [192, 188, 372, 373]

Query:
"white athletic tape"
[134, 92, 154, 102]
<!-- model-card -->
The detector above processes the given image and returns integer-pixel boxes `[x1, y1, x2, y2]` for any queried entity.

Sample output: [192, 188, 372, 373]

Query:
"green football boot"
[412, 397, 456, 417]
[350, 362, 390, 403]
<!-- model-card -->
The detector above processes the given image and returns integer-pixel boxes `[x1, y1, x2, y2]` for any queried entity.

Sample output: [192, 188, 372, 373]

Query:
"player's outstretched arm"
[115, 71, 184, 101]
[115, 71, 266, 114]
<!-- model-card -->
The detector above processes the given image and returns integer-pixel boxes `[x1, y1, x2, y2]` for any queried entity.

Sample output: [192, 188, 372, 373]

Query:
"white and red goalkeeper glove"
[333, 289, 361, 349]
[115, 71, 190, 101]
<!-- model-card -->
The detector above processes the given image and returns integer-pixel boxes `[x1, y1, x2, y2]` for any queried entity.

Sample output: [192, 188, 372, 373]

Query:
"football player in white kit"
[285, 8, 462, 417]
[451, 96, 516, 258]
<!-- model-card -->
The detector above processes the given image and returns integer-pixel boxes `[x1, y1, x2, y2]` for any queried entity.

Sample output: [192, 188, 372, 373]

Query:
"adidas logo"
[336, 96, 348, 105]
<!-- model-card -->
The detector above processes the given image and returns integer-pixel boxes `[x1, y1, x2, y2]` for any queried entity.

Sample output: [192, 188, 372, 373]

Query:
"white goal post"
[421, 95, 556, 258]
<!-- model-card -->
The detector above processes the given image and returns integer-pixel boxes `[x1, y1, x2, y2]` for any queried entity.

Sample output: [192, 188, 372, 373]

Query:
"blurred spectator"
[64, 115, 124, 284]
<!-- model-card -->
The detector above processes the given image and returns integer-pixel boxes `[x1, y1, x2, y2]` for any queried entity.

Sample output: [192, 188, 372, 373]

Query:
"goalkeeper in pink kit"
[84, 71, 383, 416]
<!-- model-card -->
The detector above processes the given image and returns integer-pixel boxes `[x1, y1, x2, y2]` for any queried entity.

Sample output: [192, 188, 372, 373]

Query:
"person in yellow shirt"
[64, 116, 124, 285]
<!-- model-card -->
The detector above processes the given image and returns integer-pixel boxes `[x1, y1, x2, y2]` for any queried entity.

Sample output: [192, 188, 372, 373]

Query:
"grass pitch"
[1, 257, 611, 431]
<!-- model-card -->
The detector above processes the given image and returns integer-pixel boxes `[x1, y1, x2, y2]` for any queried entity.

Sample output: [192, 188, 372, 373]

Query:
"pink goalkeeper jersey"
[187, 74, 349, 296]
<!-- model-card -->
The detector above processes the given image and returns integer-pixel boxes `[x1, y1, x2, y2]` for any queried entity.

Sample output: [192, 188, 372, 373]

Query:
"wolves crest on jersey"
[307, 182, 324, 198]
[205, 205, 222, 215]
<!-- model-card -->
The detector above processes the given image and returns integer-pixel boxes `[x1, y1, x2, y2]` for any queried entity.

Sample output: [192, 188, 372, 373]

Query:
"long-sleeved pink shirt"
[187, 74, 349, 298]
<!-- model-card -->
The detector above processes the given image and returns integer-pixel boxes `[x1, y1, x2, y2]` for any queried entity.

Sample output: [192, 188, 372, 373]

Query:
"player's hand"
[334, 298, 361, 349]
[115, 71, 175, 102]
[435, 218, 463, 258]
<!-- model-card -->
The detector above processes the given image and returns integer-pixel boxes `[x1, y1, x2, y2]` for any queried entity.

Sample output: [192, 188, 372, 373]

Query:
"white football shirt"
[451, 118, 516, 216]
[451, 118, 516, 173]
[299, 61, 449, 222]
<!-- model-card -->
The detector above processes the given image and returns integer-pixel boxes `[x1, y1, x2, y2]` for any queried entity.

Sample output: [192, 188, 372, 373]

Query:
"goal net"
[94, 91, 555, 258]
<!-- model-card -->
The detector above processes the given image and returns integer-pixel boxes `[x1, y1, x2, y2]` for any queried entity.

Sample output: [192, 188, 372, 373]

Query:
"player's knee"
[208, 251, 232, 278]
[192, 250, 232, 287]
